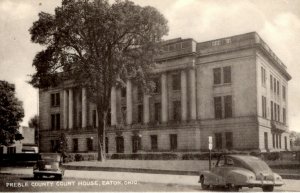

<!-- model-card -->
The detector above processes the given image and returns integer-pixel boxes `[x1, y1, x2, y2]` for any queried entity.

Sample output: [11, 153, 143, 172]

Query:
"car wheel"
[262, 185, 274, 192]
[227, 184, 240, 192]
[34, 174, 38, 180]
[200, 176, 209, 190]
[56, 175, 62, 181]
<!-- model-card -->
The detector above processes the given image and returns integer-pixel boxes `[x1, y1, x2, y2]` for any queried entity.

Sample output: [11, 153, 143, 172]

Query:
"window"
[137, 86, 143, 101]
[138, 105, 143, 123]
[214, 97, 222, 119]
[73, 138, 78, 152]
[107, 109, 111, 126]
[150, 135, 158, 151]
[277, 105, 280, 122]
[87, 138, 93, 151]
[172, 73, 181, 90]
[282, 86, 286, 100]
[51, 140, 59, 152]
[121, 107, 126, 124]
[213, 68, 221, 85]
[121, 88, 126, 98]
[284, 136, 287, 150]
[0, 146, 3, 154]
[212, 40, 221, 46]
[273, 77, 276, 94]
[271, 101, 273, 120]
[274, 103, 277, 122]
[223, 66, 231, 84]
[132, 136, 141, 153]
[276, 134, 279, 148]
[272, 133, 275, 148]
[92, 110, 97, 128]
[51, 113, 60, 130]
[153, 78, 161, 93]
[261, 67, 266, 86]
[78, 111, 82, 127]
[154, 103, 161, 123]
[173, 101, 181, 121]
[264, 132, 268, 150]
[277, 80, 280, 95]
[116, 136, 124, 153]
[105, 137, 108, 153]
[225, 38, 231, 44]
[215, 133, 222, 149]
[279, 134, 282, 149]
[225, 132, 233, 150]
[7, 146, 16, 154]
[170, 134, 177, 150]
[270, 75, 273, 91]
[51, 93, 60, 107]
[224, 95, 232, 118]
[283, 108, 286, 124]
[262, 96, 267, 118]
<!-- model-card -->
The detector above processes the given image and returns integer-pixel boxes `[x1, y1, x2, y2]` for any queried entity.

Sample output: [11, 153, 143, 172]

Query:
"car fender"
[200, 170, 225, 186]
[226, 169, 255, 185]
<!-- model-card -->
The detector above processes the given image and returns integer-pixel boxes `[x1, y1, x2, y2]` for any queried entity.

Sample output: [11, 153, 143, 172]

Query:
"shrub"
[64, 154, 75, 163]
[75, 154, 84, 161]
[264, 152, 281, 161]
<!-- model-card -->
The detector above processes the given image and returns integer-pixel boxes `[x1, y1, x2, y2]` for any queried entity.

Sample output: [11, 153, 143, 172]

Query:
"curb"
[63, 165, 300, 179]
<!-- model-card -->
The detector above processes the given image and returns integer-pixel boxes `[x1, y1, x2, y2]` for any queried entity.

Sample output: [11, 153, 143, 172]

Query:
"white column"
[181, 70, 188, 121]
[189, 68, 197, 120]
[161, 73, 168, 123]
[63, 90, 68, 129]
[111, 86, 117, 125]
[82, 88, 87, 128]
[68, 89, 73, 129]
[143, 94, 150, 124]
[126, 80, 133, 125]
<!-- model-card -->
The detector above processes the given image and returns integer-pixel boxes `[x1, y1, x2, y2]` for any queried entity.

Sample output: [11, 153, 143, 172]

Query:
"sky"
[0, 0, 300, 132]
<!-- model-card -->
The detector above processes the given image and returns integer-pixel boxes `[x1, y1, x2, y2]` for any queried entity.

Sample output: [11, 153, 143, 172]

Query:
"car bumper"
[247, 179, 284, 187]
[33, 170, 63, 176]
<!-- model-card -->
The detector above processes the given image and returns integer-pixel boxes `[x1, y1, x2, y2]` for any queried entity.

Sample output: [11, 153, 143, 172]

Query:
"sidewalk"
[63, 160, 300, 179]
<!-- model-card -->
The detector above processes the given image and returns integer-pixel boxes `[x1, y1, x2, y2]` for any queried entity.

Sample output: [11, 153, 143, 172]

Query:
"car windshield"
[236, 156, 272, 173]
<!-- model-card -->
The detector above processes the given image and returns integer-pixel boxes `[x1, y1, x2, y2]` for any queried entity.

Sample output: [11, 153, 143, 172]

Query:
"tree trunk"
[97, 107, 107, 161]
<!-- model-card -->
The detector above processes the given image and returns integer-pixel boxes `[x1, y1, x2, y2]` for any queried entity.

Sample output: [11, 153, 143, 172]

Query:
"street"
[0, 167, 300, 192]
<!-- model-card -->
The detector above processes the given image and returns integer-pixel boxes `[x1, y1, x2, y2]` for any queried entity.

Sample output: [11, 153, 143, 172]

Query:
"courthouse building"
[39, 32, 291, 154]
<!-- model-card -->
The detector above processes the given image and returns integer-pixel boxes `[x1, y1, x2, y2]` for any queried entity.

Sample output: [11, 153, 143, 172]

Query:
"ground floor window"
[215, 133, 222, 149]
[225, 132, 233, 150]
[7, 146, 16, 154]
[132, 136, 141, 153]
[150, 135, 158, 151]
[272, 133, 275, 148]
[105, 137, 108, 153]
[51, 140, 59, 152]
[86, 137, 93, 151]
[264, 132, 268, 150]
[284, 136, 287, 150]
[116, 136, 124, 153]
[170, 134, 177, 150]
[73, 138, 78, 152]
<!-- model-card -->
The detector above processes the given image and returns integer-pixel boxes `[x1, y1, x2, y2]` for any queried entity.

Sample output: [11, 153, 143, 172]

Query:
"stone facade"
[38, 32, 291, 154]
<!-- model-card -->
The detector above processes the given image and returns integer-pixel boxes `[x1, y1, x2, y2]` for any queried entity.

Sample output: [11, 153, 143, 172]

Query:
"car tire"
[227, 184, 240, 192]
[56, 175, 62, 181]
[34, 174, 38, 180]
[262, 185, 274, 192]
[200, 176, 209, 190]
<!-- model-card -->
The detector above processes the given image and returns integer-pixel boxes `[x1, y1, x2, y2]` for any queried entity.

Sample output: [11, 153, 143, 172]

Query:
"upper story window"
[153, 78, 161, 93]
[154, 103, 161, 123]
[51, 113, 60, 130]
[121, 88, 126, 98]
[172, 73, 181, 90]
[92, 110, 97, 128]
[262, 96, 267, 118]
[212, 40, 221, 46]
[137, 86, 143, 101]
[277, 80, 280, 96]
[138, 105, 143, 123]
[223, 66, 231, 84]
[282, 85, 286, 100]
[225, 38, 231, 44]
[270, 75, 273, 91]
[261, 67, 266, 86]
[51, 93, 60, 107]
[214, 95, 233, 119]
[173, 101, 181, 121]
[213, 66, 231, 85]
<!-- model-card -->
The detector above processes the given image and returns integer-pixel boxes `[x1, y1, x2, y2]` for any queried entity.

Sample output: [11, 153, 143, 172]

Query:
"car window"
[217, 156, 225, 167]
[226, 158, 234, 166]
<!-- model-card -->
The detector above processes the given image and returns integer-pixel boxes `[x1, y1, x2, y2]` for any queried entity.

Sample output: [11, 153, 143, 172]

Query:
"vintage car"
[33, 153, 64, 180]
[199, 154, 283, 192]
